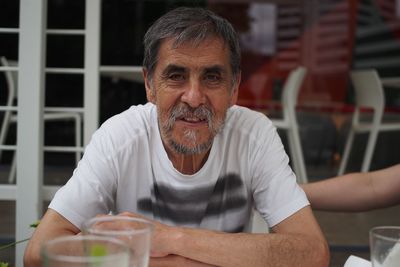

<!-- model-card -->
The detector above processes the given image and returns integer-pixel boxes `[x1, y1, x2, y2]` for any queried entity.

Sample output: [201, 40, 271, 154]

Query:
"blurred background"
[1, 0, 400, 266]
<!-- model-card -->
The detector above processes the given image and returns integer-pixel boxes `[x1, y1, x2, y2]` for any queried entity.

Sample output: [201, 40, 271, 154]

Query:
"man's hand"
[116, 212, 180, 258]
[117, 208, 329, 267]
[94, 213, 217, 266]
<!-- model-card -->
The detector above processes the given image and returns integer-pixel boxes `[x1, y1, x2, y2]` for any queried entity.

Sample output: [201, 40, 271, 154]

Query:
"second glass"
[370, 226, 400, 267]
[82, 216, 154, 267]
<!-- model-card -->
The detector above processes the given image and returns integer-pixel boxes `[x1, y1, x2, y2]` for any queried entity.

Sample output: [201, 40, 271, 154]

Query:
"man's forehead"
[167, 35, 226, 48]
[160, 36, 228, 54]
[157, 37, 230, 71]
[162, 63, 227, 73]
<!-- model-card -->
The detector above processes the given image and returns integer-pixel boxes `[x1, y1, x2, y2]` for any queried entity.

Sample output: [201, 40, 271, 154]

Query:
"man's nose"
[181, 80, 206, 108]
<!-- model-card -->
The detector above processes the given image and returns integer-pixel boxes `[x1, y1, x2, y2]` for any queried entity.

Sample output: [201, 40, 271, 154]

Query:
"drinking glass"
[41, 235, 130, 267]
[370, 226, 400, 267]
[82, 216, 154, 267]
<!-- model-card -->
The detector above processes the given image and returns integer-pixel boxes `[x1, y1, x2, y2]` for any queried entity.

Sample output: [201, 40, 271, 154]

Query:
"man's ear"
[229, 72, 241, 106]
[143, 68, 156, 103]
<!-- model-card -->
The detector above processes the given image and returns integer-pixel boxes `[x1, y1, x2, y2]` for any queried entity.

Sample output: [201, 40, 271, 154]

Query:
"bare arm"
[150, 255, 216, 267]
[23, 209, 210, 267]
[25, 207, 328, 267]
[124, 206, 329, 267]
[302, 164, 400, 212]
[24, 209, 80, 267]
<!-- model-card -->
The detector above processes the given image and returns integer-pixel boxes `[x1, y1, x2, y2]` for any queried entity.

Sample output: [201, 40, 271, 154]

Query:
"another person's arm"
[302, 164, 400, 211]
[126, 207, 329, 267]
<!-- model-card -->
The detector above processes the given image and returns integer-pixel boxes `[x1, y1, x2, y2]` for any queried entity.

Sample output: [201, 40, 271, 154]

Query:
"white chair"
[338, 69, 400, 175]
[270, 66, 308, 184]
[0, 56, 82, 183]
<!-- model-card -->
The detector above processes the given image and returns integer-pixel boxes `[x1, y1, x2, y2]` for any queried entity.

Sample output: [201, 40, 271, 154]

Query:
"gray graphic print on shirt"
[137, 173, 248, 232]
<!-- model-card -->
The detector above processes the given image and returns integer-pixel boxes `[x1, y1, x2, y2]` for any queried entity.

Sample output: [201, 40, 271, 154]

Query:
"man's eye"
[205, 74, 221, 82]
[169, 73, 185, 81]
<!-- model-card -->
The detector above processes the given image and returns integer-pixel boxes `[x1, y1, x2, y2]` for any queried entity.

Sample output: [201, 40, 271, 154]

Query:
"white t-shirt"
[49, 103, 309, 232]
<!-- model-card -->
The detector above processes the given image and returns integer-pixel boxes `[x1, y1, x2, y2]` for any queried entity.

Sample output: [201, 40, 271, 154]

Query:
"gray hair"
[143, 7, 241, 84]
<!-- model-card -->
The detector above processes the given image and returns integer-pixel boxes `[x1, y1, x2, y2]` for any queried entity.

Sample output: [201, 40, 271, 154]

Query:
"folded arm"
[24, 209, 80, 267]
[125, 206, 329, 267]
[25, 206, 328, 267]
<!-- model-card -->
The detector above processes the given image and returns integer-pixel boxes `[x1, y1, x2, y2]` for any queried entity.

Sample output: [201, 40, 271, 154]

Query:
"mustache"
[172, 104, 212, 120]
[166, 103, 213, 129]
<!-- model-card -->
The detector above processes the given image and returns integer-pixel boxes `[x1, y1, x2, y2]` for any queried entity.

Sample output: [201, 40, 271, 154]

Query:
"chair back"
[350, 69, 385, 125]
[0, 56, 17, 160]
[0, 56, 17, 107]
[282, 66, 307, 119]
[273, 66, 308, 183]
[351, 69, 385, 114]
[338, 69, 386, 175]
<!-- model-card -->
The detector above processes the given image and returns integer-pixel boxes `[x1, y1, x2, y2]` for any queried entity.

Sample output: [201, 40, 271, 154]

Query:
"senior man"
[25, 7, 329, 267]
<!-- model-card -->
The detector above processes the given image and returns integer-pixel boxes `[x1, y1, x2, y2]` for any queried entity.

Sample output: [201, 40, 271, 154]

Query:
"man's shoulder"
[101, 102, 155, 130]
[91, 103, 156, 149]
[226, 105, 273, 132]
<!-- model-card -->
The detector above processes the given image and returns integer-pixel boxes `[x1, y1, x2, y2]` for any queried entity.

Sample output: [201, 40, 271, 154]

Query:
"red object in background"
[212, 0, 400, 112]
[235, 1, 360, 111]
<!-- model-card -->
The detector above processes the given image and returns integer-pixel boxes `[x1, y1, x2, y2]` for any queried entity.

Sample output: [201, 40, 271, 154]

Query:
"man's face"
[144, 37, 240, 155]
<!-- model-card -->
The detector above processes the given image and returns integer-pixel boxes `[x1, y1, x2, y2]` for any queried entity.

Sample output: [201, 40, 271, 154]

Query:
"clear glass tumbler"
[82, 216, 154, 267]
[41, 235, 130, 267]
[370, 226, 400, 267]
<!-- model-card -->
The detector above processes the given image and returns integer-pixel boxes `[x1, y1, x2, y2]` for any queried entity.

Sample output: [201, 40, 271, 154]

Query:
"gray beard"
[169, 129, 214, 155]
[158, 103, 226, 155]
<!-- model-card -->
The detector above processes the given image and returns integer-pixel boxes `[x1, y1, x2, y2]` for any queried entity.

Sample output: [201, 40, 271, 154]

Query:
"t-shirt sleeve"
[48, 128, 117, 230]
[250, 117, 309, 227]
